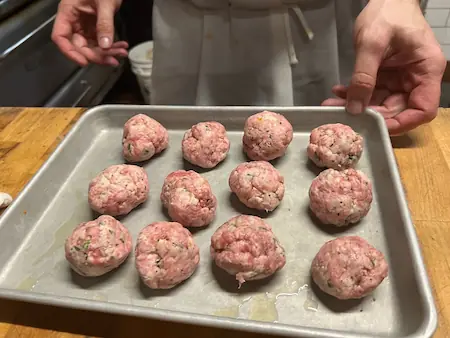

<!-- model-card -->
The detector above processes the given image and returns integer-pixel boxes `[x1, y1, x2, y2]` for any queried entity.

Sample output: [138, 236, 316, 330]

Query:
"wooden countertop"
[0, 107, 450, 338]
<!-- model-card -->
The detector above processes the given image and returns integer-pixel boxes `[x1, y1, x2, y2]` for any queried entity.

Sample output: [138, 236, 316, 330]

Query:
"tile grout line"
[426, 8, 450, 28]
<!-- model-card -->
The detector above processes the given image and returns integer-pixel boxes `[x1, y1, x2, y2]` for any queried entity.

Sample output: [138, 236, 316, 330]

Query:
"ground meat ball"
[307, 123, 363, 170]
[182, 122, 230, 168]
[135, 221, 200, 289]
[229, 161, 285, 212]
[161, 170, 217, 227]
[122, 114, 169, 163]
[243, 111, 293, 161]
[309, 168, 372, 226]
[88, 164, 149, 216]
[210, 215, 286, 287]
[65, 215, 132, 277]
[311, 236, 389, 300]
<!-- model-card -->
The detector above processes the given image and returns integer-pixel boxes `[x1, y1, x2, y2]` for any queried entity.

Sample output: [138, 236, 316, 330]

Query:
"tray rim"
[0, 105, 438, 338]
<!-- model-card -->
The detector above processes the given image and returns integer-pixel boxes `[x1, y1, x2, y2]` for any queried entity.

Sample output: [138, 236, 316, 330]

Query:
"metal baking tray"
[0, 105, 437, 338]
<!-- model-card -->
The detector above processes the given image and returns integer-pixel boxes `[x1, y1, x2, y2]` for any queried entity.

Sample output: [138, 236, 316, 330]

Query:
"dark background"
[103, 0, 154, 104]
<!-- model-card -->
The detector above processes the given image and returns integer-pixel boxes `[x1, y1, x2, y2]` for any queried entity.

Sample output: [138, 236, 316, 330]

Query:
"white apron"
[151, 0, 367, 106]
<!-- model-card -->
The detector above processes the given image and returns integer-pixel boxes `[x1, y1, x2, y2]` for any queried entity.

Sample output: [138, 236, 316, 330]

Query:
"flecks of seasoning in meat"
[229, 161, 284, 212]
[88, 164, 149, 216]
[161, 170, 216, 227]
[66, 215, 132, 277]
[311, 236, 388, 300]
[122, 114, 169, 163]
[243, 111, 293, 161]
[182, 122, 230, 168]
[135, 222, 200, 289]
[307, 123, 363, 170]
[83, 240, 91, 250]
[228, 222, 237, 228]
[211, 215, 286, 286]
[309, 168, 372, 226]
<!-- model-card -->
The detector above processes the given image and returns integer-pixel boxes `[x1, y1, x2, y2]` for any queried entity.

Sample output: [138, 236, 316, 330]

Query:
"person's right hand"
[52, 0, 128, 67]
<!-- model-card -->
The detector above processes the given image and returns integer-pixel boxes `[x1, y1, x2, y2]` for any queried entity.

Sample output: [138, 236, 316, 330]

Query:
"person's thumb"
[347, 32, 388, 115]
[96, 0, 115, 49]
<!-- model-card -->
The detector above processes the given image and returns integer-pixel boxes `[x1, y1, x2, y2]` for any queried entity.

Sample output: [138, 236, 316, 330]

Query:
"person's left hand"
[322, 0, 446, 135]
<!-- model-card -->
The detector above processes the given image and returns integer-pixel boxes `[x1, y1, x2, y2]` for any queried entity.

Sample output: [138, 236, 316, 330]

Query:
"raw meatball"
[309, 168, 372, 226]
[182, 121, 230, 168]
[65, 215, 132, 277]
[135, 221, 200, 289]
[311, 236, 388, 300]
[161, 170, 217, 227]
[307, 123, 363, 170]
[229, 161, 285, 212]
[88, 164, 149, 216]
[243, 111, 293, 161]
[122, 114, 169, 163]
[210, 215, 286, 287]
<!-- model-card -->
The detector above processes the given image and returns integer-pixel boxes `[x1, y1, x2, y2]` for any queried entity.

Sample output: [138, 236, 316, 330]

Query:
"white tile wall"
[432, 28, 450, 44]
[425, 3, 450, 60]
[425, 9, 449, 26]
[441, 44, 450, 61]
[428, 0, 450, 9]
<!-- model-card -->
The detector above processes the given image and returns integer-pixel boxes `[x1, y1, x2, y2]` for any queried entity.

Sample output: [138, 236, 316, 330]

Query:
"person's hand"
[322, 0, 446, 135]
[51, 0, 128, 67]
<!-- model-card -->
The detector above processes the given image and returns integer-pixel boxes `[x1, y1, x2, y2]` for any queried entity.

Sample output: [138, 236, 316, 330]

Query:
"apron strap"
[283, 7, 314, 65]
[190, 0, 315, 66]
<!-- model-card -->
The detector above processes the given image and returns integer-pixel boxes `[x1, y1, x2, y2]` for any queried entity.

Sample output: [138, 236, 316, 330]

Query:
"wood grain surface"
[0, 107, 449, 338]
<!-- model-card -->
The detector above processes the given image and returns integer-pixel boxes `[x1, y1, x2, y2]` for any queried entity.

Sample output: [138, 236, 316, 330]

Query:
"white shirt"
[151, 0, 366, 106]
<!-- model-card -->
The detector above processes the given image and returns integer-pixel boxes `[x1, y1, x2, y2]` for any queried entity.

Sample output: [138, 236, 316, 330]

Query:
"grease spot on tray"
[16, 274, 41, 291]
[213, 305, 240, 318]
[93, 293, 108, 301]
[16, 261, 65, 291]
[248, 293, 278, 322]
[303, 290, 319, 312]
[15, 213, 81, 291]
[212, 280, 314, 322]
[32, 216, 80, 266]
[276, 283, 318, 312]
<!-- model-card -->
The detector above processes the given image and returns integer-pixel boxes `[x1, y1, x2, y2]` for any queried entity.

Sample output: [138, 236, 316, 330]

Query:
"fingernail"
[346, 100, 363, 115]
[99, 37, 111, 49]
